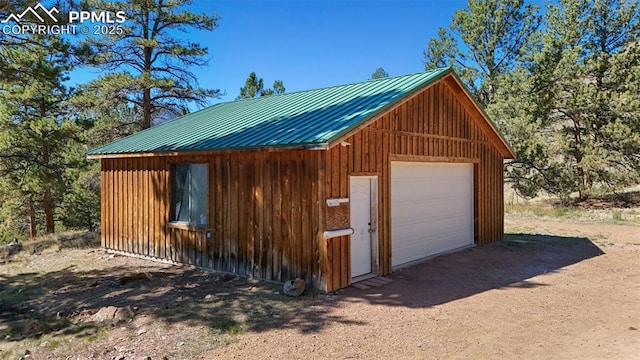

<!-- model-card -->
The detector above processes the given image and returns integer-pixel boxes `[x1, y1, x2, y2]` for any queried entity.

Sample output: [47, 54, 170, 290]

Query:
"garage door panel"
[394, 194, 471, 212]
[392, 212, 470, 230]
[391, 162, 473, 268]
[393, 180, 470, 196]
[393, 228, 472, 265]
[393, 201, 471, 218]
[394, 224, 471, 251]
[393, 233, 470, 264]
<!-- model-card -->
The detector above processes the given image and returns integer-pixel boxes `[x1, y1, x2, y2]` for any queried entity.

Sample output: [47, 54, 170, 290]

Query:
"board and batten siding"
[322, 76, 507, 291]
[99, 73, 510, 293]
[101, 151, 327, 289]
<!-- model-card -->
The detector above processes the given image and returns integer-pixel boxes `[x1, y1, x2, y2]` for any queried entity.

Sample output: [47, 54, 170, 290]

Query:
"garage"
[391, 161, 474, 268]
[91, 67, 515, 292]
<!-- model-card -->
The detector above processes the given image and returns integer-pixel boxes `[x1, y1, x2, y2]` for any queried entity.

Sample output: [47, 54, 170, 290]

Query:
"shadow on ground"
[341, 234, 604, 308]
[0, 252, 358, 344]
[0, 233, 603, 345]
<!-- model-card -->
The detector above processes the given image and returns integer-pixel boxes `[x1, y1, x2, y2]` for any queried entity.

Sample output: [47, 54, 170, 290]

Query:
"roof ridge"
[220, 67, 451, 104]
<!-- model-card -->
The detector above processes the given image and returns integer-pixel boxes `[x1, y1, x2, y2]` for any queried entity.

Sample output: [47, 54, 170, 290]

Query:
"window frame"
[169, 162, 209, 229]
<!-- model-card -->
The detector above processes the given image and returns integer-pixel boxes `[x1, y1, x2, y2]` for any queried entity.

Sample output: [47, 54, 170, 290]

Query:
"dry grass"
[0, 235, 326, 359]
[505, 190, 640, 225]
[1, 231, 99, 263]
[505, 202, 582, 219]
[28, 231, 101, 250]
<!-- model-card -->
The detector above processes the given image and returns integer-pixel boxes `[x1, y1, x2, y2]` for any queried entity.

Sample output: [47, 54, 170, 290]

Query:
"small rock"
[114, 306, 136, 321]
[283, 278, 306, 297]
[91, 306, 118, 323]
[136, 328, 147, 336]
[91, 306, 136, 323]
[6, 238, 23, 255]
[629, 326, 638, 330]
[204, 294, 216, 301]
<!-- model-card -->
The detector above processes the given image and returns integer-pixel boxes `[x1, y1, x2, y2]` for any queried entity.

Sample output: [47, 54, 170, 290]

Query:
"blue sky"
[76, 0, 468, 104]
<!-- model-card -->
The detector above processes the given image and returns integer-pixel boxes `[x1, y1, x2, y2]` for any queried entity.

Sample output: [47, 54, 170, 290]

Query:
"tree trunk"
[87, 213, 94, 232]
[142, 38, 153, 129]
[28, 197, 37, 239]
[43, 188, 54, 233]
[39, 97, 55, 234]
[143, 86, 152, 129]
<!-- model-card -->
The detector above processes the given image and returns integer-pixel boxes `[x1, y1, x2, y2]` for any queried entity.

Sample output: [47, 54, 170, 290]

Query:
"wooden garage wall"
[101, 150, 326, 289]
[323, 78, 506, 291]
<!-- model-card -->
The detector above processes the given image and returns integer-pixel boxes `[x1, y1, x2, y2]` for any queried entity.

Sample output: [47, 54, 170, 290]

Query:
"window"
[171, 163, 208, 227]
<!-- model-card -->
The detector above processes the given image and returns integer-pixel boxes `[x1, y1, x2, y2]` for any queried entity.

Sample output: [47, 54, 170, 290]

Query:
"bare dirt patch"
[2, 218, 639, 359]
[204, 217, 639, 360]
[0, 246, 341, 359]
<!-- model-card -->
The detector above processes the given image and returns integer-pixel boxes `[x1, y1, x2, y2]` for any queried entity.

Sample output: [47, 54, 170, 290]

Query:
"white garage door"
[391, 162, 473, 268]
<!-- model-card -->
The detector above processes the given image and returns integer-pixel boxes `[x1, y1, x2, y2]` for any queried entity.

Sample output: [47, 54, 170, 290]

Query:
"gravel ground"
[204, 217, 640, 360]
[1, 216, 638, 359]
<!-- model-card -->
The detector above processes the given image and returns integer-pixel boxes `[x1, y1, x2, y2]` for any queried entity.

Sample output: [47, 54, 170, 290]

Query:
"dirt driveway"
[204, 217, 640, 359]
[1, 217, 638, 359]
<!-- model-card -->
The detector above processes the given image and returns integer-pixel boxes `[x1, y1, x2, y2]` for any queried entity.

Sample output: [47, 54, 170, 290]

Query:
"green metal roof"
[88, 68, 451, 156]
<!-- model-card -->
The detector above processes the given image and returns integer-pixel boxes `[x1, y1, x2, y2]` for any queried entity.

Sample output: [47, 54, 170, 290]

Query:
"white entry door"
[350, 176, 377, 278]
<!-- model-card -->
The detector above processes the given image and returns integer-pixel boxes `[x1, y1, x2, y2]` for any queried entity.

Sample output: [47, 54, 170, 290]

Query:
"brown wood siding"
[100, 150, 326, 290]
[323, 80, 506, 292]
[99, 75, 508, 293]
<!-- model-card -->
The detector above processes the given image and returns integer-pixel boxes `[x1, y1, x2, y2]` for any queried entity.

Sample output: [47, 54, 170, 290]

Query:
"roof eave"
[86, 143, 330, 159]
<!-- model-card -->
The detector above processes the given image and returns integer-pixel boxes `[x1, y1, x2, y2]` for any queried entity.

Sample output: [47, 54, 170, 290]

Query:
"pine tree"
[533, 0, 640, 199]
[238, 72, 286, 99]
[81, 0, 221, 128]
[423, 0, 541, 106]
[0, 35, 82, 235]
[425, 0, 640, 201]
[371, 67, 389, 79]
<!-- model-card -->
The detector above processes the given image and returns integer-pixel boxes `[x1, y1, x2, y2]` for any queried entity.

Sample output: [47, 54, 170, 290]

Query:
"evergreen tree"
[425, 0, 640, 201]
[238, 72, 286, 99]
[530, 0, 640, 199]
[58, 160, 101, 232]
[264, 79, 286, 96]
[371, 67, 389, 79]
[423, 0, 541, 106]
[81, 0, 221, 128]
[0, 35, 82, 235]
